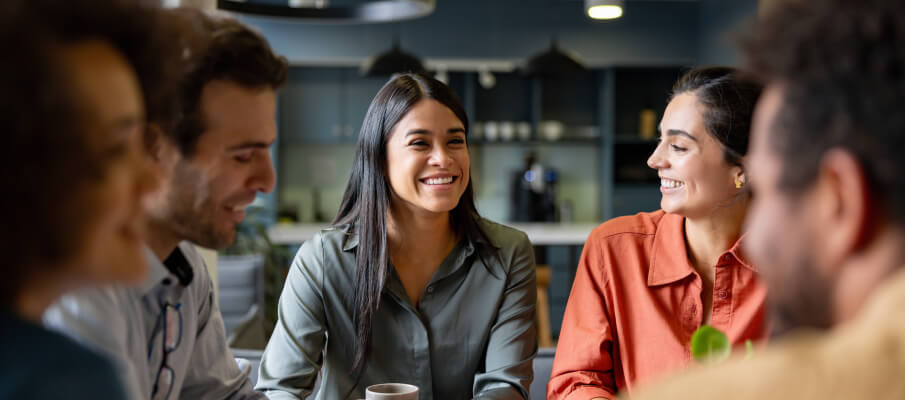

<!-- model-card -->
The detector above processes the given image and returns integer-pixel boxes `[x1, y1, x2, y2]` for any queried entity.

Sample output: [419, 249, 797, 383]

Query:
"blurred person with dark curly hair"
[44, 8, 288, 400]
[0, 0, 186, 398]
[631, 0, 905, 399]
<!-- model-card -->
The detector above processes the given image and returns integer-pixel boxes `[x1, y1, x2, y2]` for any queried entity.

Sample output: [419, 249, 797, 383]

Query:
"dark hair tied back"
[671, 66, 763, 167]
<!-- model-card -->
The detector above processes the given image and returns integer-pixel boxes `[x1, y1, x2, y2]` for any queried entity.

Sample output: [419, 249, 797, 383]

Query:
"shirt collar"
[648, 212, 695, 286]
[340, 223, 500, 279]
[726, 233, 757, 272]
[648, 213, 757, 286]
[138, 245, 177, 295]
[341, 225, 358, 252]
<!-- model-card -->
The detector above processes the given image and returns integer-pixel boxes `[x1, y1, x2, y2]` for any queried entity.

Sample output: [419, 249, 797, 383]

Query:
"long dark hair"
[671, 66, 762, 167]
[332, 73, 492, 379]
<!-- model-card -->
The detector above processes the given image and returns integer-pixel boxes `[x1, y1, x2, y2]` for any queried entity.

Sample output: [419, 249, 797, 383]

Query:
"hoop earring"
[735, 180, 744, 189]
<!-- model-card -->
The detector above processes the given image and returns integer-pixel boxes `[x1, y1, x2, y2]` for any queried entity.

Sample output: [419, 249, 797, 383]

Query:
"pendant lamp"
[523, 39, 587, 77]
[217, 0, 435, 23]
[360, 38, 426, 76]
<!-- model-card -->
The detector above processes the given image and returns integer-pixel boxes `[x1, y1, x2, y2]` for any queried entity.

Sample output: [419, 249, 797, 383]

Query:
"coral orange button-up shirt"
[548, 210, 767, 400]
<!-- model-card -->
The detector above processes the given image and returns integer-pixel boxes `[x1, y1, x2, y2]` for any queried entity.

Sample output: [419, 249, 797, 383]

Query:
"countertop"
[268, 222, 598, 246]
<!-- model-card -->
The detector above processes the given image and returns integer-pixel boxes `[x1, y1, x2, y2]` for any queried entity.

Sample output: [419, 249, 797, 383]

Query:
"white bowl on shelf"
[471, 122, 484, 140]
[499, 121, 515, 141]
[539, 120, 564, 141]
[516, 121, 532, 140]
[484, 121, 499, 141]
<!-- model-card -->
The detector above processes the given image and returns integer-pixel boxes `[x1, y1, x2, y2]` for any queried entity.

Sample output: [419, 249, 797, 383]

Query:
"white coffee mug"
[365, 383, 419, 400]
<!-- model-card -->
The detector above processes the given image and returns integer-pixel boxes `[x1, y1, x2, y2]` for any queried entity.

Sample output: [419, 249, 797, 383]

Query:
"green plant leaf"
[690, 325, 731, 364]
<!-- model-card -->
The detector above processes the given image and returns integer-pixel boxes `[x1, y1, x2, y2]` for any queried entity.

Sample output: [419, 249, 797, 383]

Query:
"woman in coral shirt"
[548, 66, 767, 400]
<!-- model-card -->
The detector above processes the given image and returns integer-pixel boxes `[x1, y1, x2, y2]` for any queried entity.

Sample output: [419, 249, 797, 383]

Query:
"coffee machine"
[510, 152, 558, 222]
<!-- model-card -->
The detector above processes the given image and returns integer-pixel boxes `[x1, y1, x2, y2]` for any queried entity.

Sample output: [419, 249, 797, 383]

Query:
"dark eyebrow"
[666, 129, 698, 142]
[227, 140, 273, 151]
[405, 127, 466, 137]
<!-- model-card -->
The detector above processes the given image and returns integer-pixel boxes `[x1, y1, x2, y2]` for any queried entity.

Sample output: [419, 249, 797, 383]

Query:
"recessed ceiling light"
[586, 0, 624, 20]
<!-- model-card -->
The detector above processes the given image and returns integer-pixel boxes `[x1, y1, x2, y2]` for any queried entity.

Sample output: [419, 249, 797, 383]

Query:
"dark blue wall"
[698, 0, 759, 65]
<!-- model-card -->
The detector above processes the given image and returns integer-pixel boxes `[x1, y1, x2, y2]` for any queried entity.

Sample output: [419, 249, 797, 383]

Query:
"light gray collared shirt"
[256, 219, 538, 399]
[44, 242, 264, 400]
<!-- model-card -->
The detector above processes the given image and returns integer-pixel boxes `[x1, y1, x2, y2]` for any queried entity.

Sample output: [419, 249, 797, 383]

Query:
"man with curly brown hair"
[630, 0, 905, 398]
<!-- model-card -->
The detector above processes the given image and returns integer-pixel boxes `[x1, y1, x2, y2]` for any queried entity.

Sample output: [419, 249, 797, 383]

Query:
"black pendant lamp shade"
[523, 40, 587, 77]
[216, 0, 435, 24]
[360, 40, 426, 76]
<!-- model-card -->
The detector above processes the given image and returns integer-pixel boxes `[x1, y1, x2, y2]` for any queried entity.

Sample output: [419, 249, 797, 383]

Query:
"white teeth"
[424, 177, 454, 185]
[660, 178, 684, 189]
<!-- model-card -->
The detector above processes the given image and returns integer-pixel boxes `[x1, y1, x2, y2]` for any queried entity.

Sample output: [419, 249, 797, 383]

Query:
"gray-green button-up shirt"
[256, 219, 537, 399]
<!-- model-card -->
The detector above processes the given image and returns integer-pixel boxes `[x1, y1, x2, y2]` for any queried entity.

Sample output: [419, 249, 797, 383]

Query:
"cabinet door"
[341, 70, 387, 140]
[612, 67, 683, 136]
[279, 68, 344, 144]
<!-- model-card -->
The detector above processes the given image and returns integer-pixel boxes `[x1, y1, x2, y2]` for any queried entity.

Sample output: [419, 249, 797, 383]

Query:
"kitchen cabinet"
[601, 66, 685, 219]
[280, 68, 341, 144]
[470, 71, 600, 143]
[279, 67, 385, 144]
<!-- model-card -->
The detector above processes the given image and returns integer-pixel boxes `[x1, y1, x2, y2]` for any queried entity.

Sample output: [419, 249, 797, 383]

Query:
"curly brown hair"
[741, 0, 905, 226]
[0, 0, 188, 309]
[170, 10, 289, 156]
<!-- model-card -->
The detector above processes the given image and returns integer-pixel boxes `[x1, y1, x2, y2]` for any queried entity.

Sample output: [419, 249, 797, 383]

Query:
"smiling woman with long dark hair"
[257, 73, 537, 399]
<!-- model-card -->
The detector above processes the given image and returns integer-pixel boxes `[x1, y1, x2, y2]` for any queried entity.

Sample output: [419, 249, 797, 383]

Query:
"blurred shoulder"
[0, 318, 126, 399]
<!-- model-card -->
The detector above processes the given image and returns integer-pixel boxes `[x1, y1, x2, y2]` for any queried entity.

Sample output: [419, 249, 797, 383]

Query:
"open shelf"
[469, 137, 600, 146]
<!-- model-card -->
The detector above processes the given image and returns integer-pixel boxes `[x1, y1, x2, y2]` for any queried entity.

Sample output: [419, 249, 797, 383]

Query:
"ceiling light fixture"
[217, 0, 435, 24]
[360, 37, 426, 76]
[523, 39, 587, 77]
[586, 0, 624, 20]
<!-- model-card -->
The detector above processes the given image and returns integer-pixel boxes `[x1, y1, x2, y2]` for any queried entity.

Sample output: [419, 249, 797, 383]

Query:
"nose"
[428, 145, 454, 168]
[249, 152, 276, 194]
[647, 142, 668, 170]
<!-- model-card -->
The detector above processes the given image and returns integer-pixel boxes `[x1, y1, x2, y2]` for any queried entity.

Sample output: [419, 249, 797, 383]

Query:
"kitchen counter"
[268, 222, 599, 246]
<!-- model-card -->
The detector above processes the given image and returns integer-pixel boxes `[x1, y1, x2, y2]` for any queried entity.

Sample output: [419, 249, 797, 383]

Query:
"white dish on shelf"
[484, 121, 499, 141]
[539, 120, 564, 141]
[499, 121, 515, 141]
[516, 121, 532, 140]
[471, 122, 484, 139]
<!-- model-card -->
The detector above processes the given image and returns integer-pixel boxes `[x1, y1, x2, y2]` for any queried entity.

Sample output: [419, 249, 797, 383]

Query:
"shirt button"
[427, 286, 434, 294]
[718, 289, 729, 299]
